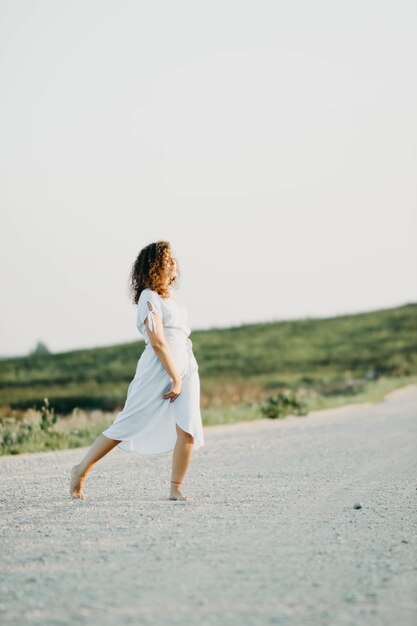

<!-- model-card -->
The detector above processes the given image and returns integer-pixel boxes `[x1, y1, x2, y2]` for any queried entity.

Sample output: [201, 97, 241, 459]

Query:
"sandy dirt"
[1, 385, 416, 626]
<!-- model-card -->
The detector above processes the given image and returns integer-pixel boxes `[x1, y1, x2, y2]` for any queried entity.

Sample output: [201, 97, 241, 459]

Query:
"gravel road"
[1, 385, 416, 626]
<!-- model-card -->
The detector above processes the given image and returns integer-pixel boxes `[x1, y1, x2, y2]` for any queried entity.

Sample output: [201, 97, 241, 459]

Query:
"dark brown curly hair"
[129, 240, 181, 304]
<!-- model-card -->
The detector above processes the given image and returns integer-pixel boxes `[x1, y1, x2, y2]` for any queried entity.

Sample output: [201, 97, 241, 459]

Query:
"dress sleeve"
[138, 290, 163, 334]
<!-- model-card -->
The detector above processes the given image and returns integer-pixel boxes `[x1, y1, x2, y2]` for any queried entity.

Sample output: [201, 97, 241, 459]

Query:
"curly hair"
[129, 240, 181, 304]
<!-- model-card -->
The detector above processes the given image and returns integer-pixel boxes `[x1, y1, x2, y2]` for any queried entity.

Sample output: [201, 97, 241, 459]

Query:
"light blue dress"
[102, 287, 205, 456]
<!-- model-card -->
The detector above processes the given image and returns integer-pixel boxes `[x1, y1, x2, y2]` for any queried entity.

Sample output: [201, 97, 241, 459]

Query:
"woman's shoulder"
[138, 288, 158, 307]
[138, 288, 174, 305]
[139, 287, 160, 298]
[137, 289, 164, 323]
[138, 288, 167, 309]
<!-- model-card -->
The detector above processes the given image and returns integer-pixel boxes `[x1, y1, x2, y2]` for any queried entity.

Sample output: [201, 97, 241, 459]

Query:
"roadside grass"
[1, 375, 415, 456]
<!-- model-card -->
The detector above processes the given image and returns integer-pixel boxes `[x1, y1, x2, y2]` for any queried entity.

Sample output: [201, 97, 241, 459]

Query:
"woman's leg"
[169, 423, 194, 501]
[70, 433, 121, 499]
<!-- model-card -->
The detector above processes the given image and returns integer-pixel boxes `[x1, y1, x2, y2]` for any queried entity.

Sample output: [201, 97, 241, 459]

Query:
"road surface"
[1, 385, 416, 626]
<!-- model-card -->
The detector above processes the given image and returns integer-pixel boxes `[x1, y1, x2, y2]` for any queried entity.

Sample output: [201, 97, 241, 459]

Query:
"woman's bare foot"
[70, 464, 86, 499]
[169, 483, 192, 501]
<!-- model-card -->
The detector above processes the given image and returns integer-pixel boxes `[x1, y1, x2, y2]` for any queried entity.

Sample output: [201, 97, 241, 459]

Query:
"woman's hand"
[163, 378, 182, 402]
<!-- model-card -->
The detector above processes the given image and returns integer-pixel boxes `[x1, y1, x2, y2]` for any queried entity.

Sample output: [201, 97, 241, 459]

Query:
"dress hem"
[102, 429, 205, 458]
[114, 440, 205, 458]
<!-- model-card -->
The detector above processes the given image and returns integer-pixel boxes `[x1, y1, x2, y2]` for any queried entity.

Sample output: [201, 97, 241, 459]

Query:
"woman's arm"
[144, 305, 182, 402]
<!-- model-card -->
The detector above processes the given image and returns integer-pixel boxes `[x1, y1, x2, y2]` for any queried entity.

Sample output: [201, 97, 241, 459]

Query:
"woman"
[69, 241, 205, 502]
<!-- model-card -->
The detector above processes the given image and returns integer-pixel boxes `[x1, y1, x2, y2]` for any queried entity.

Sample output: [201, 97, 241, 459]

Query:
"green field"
[1, 302, 416, 455]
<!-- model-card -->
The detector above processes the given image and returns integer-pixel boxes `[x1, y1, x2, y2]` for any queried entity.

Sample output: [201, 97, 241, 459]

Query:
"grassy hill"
[1, 302, 416, 415]
[1, 302, 416, 455]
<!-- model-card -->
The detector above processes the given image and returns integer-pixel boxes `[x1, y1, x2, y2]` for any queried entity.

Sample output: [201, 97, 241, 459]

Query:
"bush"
[260, 390, 308, 419]
[39, 397, 58, 431]
[0, 397, 60, 455]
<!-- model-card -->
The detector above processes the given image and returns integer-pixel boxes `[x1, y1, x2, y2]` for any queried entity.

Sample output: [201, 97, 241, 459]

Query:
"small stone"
[344, 593, 358, 603]
[353, 501, 363, 509]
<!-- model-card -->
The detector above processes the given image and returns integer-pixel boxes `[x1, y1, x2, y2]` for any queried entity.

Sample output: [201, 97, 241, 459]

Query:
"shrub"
[260, 390, 308, 419]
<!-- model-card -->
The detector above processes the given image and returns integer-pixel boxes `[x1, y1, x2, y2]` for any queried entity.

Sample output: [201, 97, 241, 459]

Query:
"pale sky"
[1, 0, 416, 357]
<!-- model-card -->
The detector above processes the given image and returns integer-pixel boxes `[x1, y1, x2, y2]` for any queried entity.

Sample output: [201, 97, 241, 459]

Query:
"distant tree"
[31, 341, 50, 356]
